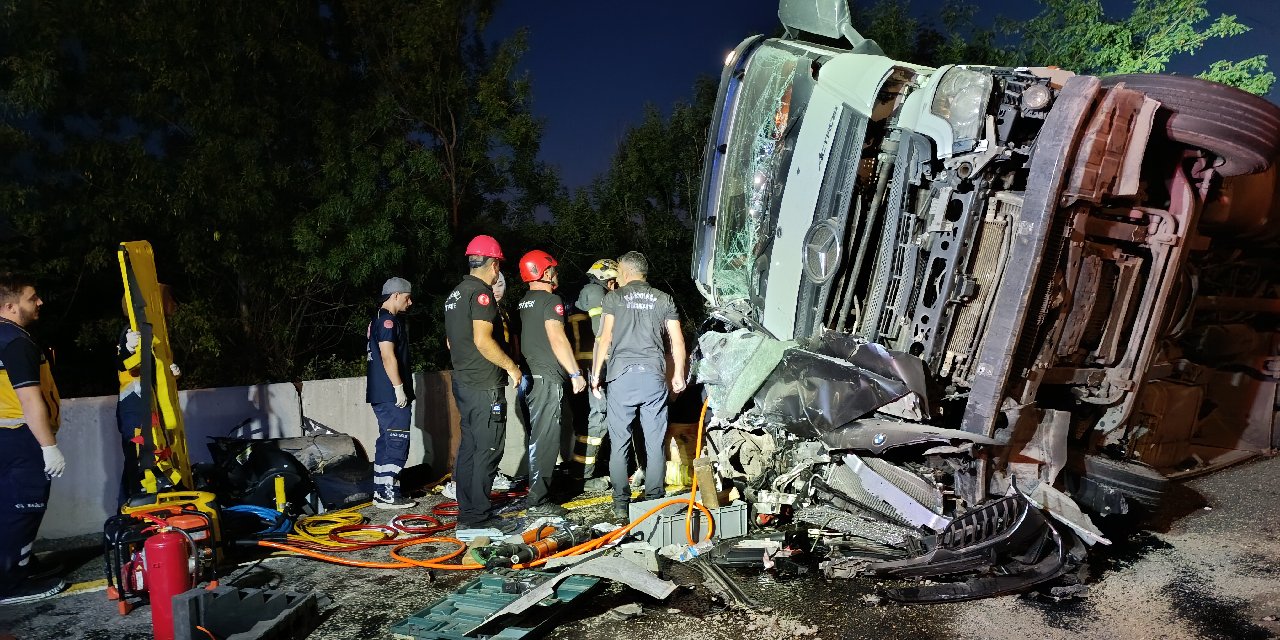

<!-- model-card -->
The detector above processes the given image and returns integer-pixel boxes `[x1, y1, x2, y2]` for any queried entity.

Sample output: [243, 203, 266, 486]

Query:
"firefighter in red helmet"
[443, 235, 521, 533]
[515, 250, 586, 517]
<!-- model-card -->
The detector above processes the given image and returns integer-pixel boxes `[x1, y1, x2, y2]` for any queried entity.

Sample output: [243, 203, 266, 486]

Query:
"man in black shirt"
[444, 235, 522, 534]
[590, 252, 686, 520]
[366, 276, 416, 509]
[516, 250, 587, 518]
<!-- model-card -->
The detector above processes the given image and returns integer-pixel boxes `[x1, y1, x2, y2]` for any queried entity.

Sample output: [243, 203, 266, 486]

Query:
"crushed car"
[688, 0, 1280, 602]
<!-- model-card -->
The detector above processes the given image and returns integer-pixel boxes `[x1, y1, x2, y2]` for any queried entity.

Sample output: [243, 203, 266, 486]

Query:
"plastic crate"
[627, 496, 748, 548]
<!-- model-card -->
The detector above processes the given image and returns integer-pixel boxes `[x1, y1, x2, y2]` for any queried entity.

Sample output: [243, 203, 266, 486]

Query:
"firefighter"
[590, 252, 686, 520]
[516, 250, 586, 518]
[444, 235, 521, 534]
[0, 274, 66, 604]
[115, 284, 180, 507]
[573, 258, 618, 490]
[366, 277, 417, 509]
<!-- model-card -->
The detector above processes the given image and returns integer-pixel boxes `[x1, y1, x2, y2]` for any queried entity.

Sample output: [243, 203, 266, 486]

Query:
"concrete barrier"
[38, 382, 303, 540]
[299, 372, 461, 484]
[37, 372, 496, 540]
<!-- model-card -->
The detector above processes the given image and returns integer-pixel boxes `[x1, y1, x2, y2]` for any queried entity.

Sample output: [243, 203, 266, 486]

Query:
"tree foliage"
[0, 0, 548, 394]
[1003, 0, 1275, 95]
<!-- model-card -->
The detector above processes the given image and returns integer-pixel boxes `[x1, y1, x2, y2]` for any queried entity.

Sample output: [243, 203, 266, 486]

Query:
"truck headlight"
[930, 67, 993, 146]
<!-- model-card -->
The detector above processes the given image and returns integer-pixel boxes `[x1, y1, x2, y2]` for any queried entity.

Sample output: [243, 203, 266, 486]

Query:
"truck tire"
[1077, 454, 1169, 511]
[1101, 74, 1280, 177]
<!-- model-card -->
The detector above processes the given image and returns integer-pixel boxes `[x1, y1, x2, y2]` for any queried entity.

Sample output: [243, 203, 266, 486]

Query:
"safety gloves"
[394, 383, 409, 408]
[125, 330, 141, 353]
[41, 444, 66, 478]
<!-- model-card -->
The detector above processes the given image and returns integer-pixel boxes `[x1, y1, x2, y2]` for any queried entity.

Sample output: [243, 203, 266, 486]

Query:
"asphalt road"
[2, 455, 1277, 640]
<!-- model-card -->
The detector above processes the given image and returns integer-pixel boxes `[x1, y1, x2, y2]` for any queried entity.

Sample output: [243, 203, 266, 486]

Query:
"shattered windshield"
[712, 45, 803, 305]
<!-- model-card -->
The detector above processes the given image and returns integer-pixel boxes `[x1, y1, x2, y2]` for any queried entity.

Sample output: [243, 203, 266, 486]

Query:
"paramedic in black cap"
[366, 276, 416, 509]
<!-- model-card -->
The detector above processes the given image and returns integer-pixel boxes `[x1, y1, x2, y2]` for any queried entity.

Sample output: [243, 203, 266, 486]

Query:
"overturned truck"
[689, 0, 1280, 602]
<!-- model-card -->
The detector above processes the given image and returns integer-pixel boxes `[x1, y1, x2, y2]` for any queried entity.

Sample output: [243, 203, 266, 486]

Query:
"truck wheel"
[1079, 454, 1169, 511]
[1101, 74, 1280, 177]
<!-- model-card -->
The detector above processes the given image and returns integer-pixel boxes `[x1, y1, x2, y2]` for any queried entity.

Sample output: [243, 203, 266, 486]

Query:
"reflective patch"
[576, 435, 603, 445]
[573, 454, 597, 464]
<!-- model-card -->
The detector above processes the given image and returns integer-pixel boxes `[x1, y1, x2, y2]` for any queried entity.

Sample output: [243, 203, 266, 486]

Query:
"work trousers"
[524, 374, 566, 507]
[116, 394, 150, 507]
[574, 377, 608, 478]
[497, 383, 529, 479]
[606, 364, 669, 505]
[0, 426, 50, 597]
[451, 380, 506, 524]
[371, 402, 412, 497]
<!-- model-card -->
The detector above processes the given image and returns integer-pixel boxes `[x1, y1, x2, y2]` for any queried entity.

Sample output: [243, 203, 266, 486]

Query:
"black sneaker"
[0, 575, 66, 606]
[526, 502, 569, 518]
[583, 477, 611, 492]
[373, 488, 416, 510]
[21, 555, 63, 581]
[459, 516, 518, 535]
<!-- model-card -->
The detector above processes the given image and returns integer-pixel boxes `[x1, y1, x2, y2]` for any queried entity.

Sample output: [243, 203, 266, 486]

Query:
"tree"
[1004, 0, 1275, 95]
[0, 0, 551, 393]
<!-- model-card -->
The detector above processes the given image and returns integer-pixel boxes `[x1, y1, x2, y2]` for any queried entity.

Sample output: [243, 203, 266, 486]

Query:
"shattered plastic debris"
[697, 328, 794, 419]
[753, 347, 910, 439]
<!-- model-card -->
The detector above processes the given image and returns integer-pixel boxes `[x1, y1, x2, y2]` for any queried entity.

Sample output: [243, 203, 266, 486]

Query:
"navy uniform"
[518, 289, 571, 510]
[367, 298, 415, 506]
[115, 327, 150, 506]
[601, 280, 679, 508]
[0, 318, 61, 600]
[574, 277, 610, 478]
[444, 275, 509, 526]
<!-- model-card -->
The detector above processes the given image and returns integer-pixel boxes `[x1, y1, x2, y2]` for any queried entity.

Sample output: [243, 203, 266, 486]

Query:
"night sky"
[486, 0, 1280, 190]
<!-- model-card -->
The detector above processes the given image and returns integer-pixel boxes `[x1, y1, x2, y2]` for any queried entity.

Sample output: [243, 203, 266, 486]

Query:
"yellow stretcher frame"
[117, 241, 191, 494]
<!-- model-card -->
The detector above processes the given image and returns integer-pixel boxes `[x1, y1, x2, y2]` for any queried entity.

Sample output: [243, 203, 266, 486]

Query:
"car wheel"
[1100, 74, 1280, 177]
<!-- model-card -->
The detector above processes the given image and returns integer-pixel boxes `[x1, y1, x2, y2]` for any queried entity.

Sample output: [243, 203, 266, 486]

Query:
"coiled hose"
[244, 402, 717, 571]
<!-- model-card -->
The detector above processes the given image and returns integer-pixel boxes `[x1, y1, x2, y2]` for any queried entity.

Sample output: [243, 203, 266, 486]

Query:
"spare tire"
[1100, 74, 1280, 177]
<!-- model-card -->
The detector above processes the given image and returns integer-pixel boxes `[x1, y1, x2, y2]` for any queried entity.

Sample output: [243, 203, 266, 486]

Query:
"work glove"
[170, 363, 181, 377]
[394, 383, 409, 408]
[41, 444, 66, 478]
[124, 331, 141, 354]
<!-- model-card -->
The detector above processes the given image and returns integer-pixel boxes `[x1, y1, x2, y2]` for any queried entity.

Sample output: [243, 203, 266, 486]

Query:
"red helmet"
[464, 235, 504, 260]
[518, 249, 558, 283]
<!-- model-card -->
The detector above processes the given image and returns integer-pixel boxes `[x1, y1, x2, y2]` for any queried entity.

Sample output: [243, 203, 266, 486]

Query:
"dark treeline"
[1, 0, 1269, 396]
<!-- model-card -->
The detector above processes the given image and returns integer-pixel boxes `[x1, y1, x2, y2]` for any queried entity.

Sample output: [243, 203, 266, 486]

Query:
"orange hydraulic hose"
[255, 540, 415, 569]
[686, 397, 711, 543]
[515, 497, 716, 569]
[387, 537, 472, 570]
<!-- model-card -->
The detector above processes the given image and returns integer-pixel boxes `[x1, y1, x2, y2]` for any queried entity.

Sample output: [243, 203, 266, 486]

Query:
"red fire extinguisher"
[144, 528, 195, 640]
